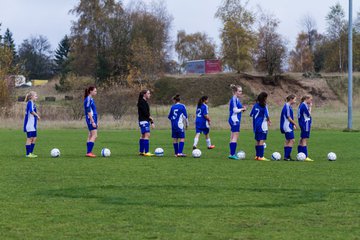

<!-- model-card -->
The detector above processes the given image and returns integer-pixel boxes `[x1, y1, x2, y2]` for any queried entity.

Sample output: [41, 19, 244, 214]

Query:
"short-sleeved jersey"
[228, 96, 243, 125]
[84, 96, 97, 120]
[23, 100, 37, 132]
[250, 103, 269, 133]
[280, 103, 294, 133]
[195, 103, 209, 129]
[168, 103, 188, 132]
[298, 102, 312, 131]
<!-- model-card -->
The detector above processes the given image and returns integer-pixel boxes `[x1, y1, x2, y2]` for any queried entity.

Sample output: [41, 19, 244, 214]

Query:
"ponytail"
[172, 94, 181, 102]
[197, 95, 208, 108]
[25, 91, 36, 102]
[285, 94, 296, 102]
[84, 86, 96, 100]
[230, 84, 241, 93]
[257, 92, 268, 107]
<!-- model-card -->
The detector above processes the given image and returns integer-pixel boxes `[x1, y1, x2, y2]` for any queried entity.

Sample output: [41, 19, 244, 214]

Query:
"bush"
[96, 86, 134, 120]
[56, 74, 95, 92]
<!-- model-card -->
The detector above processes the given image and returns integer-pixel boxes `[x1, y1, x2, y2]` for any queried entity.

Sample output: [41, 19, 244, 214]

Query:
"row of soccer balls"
[50, 147, 337, 161]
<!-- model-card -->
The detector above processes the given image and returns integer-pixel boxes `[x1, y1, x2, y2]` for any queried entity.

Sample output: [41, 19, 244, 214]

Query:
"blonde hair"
[25, 91, 37, 102]
[230, 84, 242, 93]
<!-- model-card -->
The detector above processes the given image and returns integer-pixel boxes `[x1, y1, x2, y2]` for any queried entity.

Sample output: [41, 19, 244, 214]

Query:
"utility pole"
[348, 0, 353, 130]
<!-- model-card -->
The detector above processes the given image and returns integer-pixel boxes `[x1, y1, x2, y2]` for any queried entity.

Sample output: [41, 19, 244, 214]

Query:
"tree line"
[1, 0, 360, 90]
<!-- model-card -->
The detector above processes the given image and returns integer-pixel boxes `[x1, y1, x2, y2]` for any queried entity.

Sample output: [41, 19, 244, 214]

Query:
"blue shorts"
[26, 131, 37, 138]
[229, 122, 240, 132]
[255, 132, 267, 141]
[139, 121, 150, 134]
[172, 131, 185, 139]
[196, 127, 210, 135]
[86, 115, 98, 131]
[285, 131, 295, 140]
[300, 129, 310, 139]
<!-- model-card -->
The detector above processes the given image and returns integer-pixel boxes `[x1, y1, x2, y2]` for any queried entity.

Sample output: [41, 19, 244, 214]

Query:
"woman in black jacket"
[137, 89, 155, 156]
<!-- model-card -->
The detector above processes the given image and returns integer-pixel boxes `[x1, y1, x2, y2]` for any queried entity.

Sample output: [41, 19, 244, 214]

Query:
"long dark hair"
[257, 92, 268, 107]
[84, 86, 96, 100]
[197, 96, 208, 108]
[137, 89, 149, 105]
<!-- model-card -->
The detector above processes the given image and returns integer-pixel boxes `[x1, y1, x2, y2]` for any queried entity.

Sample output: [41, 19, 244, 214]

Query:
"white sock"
[193, 137, 199, 147]
[206, 138, 211, 147]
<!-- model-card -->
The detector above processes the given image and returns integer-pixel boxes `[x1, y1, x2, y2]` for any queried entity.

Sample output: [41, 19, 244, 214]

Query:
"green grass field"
[1, 129, 359, 239]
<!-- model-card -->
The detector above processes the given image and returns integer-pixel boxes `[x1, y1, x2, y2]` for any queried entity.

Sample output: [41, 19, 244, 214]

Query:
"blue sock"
[304, 146, 308, 157]
[284, 146, 292, 158]
[87, 142, 94, 153]
[297, 145, 301, 153]
[229, 142, 237, 155]
[139, 139, 144, 153]
[179, 142, 184, 154]
[30, 143, 35, 153]
[173, 143, 179, 155]
[259, 145, 265, 158]
[26, 145, 31, 155]
[255, 145, 260, 157]
[144, 139, 149, 153]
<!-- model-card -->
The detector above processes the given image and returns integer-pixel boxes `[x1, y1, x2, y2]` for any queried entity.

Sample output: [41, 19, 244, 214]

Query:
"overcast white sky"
[0, 0, 359, 57]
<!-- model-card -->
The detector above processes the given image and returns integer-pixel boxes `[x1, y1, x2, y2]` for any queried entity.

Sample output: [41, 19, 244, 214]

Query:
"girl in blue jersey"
[297, 95, 314, 162]
[228, 84, 247, 160]
[138, 89, 155, 157]
[84, 86, 98, 157]
[250, 92, 271, 161]
[280, 94, 297, 161]
[193, 96, 215, 150]
[168, 95, 188, 157]
[23, 91, 40, 158]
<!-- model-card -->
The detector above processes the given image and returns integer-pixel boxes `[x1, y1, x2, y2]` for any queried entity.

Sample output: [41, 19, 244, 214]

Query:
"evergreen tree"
[3, 28, 17, 66]
[54, 35, 71, 75]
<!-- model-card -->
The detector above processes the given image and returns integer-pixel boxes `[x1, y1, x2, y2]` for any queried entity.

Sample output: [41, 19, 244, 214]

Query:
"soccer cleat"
[176, 153, 187, 157]
[86, 152, 96, 158]
[284, 157, 295, 161]
[139, 152, 145, 156]
[192, 146, 197, 150]
[207, 145, 215, 149]
[256, 157, 270, 161]
[254, 156, 259, 160]
[305, 157, 314, 162]
[26, 153, 37, 158]
[143, 152, 155, 157]
[228, 155, 240, 160]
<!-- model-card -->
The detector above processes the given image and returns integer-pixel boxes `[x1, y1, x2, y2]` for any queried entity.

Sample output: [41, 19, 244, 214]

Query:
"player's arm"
[30, 111, 40, 120]
[87, 112, 97, 128]
[287, 116, 297, 129]
[265, 107, 271, 126]
[29, 102, 40, 120]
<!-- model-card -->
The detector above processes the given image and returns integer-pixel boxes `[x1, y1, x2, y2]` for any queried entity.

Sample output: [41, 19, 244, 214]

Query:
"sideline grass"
[0, 129, 359, 239]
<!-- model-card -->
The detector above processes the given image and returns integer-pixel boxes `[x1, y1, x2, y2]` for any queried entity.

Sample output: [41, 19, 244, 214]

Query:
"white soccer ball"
[50, 148, 60, 158]
[101, 148, 111, 157]
[296, 152, 306, 161]
[192, 149, 202, 158]
[327, 152, 337, 161]
[236, 151, 246, 160]
[154, 147, 164, 156]
[271, 152, 281, 161]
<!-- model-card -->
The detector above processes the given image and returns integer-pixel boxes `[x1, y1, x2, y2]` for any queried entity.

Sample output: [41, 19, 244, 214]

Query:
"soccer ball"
[192, 149, 202, 158]
[236, 151, 246, 160]
[154, 147, 164, 157]
[271, 152, 281, 161]
[327, 152, 337, 161]
[296, 152, 306, 161]
[101, 148, 111, 157]
[50, 148, 60, 158]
